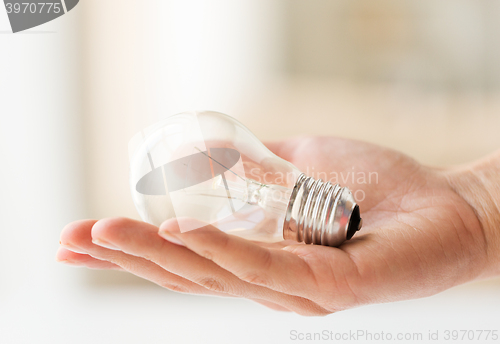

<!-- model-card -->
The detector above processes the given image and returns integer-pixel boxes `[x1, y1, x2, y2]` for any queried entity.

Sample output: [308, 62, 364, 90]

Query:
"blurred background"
[1, 0, 500, 343]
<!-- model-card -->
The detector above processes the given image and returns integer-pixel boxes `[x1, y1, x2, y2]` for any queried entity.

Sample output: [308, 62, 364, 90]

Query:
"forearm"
[447, 150, 500, 277]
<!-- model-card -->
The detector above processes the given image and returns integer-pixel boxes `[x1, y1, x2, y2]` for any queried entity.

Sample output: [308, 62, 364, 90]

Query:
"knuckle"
[217, 233, 231, 250]
[199, 249, 214, 261]
[239, 271, 268, 286]
[200, 234, 231, 261]
[238, 249, 273, 286]
[258, 248, 273, 270]
[198, 277, 230, 294]
[159, 281, 188, 293]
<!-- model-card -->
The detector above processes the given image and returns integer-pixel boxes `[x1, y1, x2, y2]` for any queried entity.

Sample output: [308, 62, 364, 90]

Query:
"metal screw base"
[283, 174, 362, 247]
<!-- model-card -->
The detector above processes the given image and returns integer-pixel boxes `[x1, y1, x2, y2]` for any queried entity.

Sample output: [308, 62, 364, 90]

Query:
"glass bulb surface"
[129, 111, 302, 242]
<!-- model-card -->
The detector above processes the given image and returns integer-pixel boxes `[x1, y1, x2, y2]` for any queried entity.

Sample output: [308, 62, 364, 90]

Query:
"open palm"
[57, 137, 489, 315]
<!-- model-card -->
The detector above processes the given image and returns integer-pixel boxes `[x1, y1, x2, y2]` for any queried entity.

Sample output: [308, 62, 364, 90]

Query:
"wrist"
[446, 151, 500, 277]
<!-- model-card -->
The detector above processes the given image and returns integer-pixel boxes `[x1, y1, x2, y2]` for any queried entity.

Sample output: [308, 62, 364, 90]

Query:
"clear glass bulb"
[129, 111, 362, 246]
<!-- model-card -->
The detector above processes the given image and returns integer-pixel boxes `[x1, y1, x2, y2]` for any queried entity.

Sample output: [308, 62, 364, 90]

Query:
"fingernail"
[159, 231, 185, 247]
[59, 242, 87, 255]
[92, 238, 120, 251]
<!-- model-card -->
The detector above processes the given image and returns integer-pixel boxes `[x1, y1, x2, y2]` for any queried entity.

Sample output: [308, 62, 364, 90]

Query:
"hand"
[57, 137, 497, 316]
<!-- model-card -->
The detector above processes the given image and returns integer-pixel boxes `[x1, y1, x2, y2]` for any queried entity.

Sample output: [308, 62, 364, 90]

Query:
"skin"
[57, 137, 500, 316]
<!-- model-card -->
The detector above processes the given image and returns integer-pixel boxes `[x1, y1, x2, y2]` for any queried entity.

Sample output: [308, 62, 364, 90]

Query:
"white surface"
[2, 273, 500, 344]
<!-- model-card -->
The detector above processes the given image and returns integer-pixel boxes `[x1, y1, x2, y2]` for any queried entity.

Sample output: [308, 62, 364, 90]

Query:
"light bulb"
[129, 111, 362, 246]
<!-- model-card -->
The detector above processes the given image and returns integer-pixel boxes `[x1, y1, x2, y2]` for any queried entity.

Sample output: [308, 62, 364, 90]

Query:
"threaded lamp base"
[283, 174, 362, 247]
